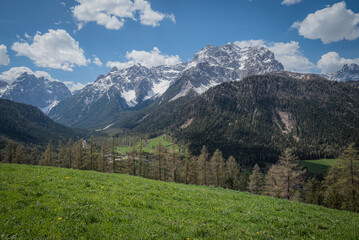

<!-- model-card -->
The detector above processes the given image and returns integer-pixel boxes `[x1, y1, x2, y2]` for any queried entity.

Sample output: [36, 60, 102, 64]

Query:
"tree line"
[1, 137, 358, 212]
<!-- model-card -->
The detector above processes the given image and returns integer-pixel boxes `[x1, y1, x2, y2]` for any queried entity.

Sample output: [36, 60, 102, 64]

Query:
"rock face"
[326, 64, 359, 82]
[49, 43, 284, 128]
[0, 72, 71, 113]
[167, 43, 284, 101]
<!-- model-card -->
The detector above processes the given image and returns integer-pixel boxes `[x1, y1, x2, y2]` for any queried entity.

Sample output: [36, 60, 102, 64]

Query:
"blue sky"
[0, 0, 359, 89]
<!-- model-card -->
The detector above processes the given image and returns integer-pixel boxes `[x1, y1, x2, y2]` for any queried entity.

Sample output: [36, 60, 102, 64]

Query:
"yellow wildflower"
[58, 217, 62, 220]
[101, 186, 104, 188]
[65, 177, 70, 179]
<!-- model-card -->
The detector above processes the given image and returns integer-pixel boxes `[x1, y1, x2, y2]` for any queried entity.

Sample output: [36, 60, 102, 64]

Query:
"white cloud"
[0, 66, 86, 93]
[73, 0, 175, 30]
[93, 56, 103, 67]
[234, 40, 315, 72]
[106, 47, 181, 69]
[317, 52, 359, 73]
[267, 41, 315, 72]
[63, 81, 86, 93]
[11, 29, 88, 71]
[0, 67, 60, 84]
[234, 40, 265, 48]
[292, 2, 359, 44]
[281, 0, 302, 6]
[0, 44, 10, 66]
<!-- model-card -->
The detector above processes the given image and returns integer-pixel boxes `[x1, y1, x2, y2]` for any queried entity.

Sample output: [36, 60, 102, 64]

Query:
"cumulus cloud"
[234, 40, 315, 72]
[93, 56, 103, 67]
[0, 67, 59, 84]
[0, 44, 10, 66]
[11, 29, 88, 71]
[0, 66, 86, 93]
[281, 0, 302, 6]
[317, 52, 359, 73]
[106, 47, 181, 69]
[63, 81, 86, 93]
[73, 0, 175, 30]
[292, 2, 359, 43]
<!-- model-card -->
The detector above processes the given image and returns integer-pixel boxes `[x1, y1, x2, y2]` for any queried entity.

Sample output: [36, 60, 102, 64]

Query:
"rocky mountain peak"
[326, 63, 359, 82]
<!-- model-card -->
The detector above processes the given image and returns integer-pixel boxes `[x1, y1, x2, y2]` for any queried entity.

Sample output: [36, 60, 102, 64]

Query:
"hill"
[1, 164, 358, 239]
[0, 99, 83, 147]
[121, 75, 359, 165]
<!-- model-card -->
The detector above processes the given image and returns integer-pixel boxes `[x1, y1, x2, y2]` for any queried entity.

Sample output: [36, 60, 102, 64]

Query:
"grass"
[117, 135, 180, 154]
[1, 164, 359, 239]
[300, 159, 338, 174]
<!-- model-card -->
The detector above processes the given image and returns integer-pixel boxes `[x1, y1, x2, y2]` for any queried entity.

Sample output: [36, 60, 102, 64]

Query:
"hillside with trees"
[119, 75, 359, 166]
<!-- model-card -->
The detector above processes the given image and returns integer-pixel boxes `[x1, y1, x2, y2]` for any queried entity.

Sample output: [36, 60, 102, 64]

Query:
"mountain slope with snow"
[326, 64, 359, 82]
[49, 43, 284, 128]
[0, 72, 71, 113]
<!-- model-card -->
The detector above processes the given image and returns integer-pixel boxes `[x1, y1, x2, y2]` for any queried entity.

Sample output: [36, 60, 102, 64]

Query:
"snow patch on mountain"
[325, 64, 359, 82]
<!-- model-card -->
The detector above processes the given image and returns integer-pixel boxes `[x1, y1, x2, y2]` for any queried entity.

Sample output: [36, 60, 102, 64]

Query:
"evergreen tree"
[73, 140, 85, 169]
[56, 141, 66, 167]
[238, 171, 250, 191]
[225, 156, 240, 189]
[249, 164, 264, 194]
[264, 149, 305, 199]
[99, 139, 108, 172]
[40, 141, 54, 166]
[88, 136, 96, 170]
[29, 147, 39, 165]
[209, 149, 225, 187]
[198, 146, 209, 186]
[65, 139, 74, 168]
[305, 177, 323, 205]
[111, 137, 116, 173]
[323, 143, 359, 212]
[14, 144, 25, 164]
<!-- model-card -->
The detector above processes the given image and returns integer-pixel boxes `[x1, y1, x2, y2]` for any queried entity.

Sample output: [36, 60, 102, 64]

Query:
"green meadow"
[300, 159, 338, 174]
[1, 163, 358, 239]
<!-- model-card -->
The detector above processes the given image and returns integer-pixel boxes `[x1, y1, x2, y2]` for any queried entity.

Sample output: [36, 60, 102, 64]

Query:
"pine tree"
[137, 139, 144, 177]
[88, 136, 96, 170]
[73, 140, 84, 169]
[65, 139, 74, 168]
[99, 139, 108, 172]
[29, 147, 39, 165]
[305, 177, 323, 205]
[264, 149, 305, 199]
[111, 137, 116, 173]
[323, 143, 359, 212]
[57, 141, 66, 167]
[209, 149, 225, 187]
[14, 144, 25, 164]
[225, 156, 240, 189]
[198, 146, 209, 186]
[238, 171, 250, 191]
[40, 141, 54, 166]
[249, 164, 264, 194]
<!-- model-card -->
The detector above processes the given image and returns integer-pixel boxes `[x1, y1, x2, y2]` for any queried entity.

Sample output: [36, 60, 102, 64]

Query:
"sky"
[0, 0, 359, 91]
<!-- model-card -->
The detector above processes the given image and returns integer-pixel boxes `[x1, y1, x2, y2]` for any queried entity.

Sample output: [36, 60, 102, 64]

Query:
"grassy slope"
[117, 135, 180, 154]
[300, 159, 338, 174]
[1, 164, 358, 239]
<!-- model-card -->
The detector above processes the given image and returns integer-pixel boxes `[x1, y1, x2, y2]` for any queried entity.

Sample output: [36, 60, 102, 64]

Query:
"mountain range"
[0, 99, 82, 147]
[49, 43, 285, 128]
[0, 72, 71, 113]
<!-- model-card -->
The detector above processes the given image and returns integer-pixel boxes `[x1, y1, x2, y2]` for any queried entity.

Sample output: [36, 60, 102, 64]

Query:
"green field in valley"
[116, 135, 180, 154]
[299, 159, 338, 174]
[1, 164, 359, 239]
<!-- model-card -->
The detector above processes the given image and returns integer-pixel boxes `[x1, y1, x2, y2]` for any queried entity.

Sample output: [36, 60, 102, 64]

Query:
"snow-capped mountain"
[0, 72, 71, 113]
[49, 43, 284, 128]
[326, 64, 359, 82]
[168, 43, 284, 101]
[87, 62, 187, 107]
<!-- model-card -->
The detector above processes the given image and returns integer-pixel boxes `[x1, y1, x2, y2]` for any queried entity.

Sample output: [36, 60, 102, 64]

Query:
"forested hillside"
[0, 99, 83, 147]
[121, 75, 359, 165]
